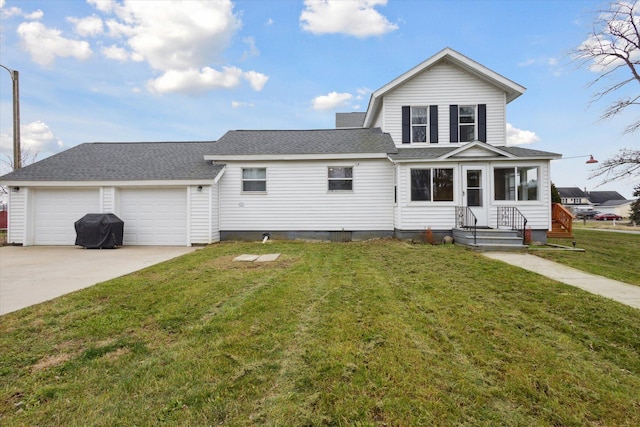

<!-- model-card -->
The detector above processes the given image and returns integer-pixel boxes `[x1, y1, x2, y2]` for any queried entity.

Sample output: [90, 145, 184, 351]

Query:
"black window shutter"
[402, 106, 410, 144]
[429, 105, 438, 143]
[478, 104, 487, 142]
[449, 105, 458, 142]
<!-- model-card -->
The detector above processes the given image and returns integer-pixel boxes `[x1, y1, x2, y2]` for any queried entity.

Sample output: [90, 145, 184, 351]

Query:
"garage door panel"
[119, 188, 187, 246]
[34, 189, 101, 245]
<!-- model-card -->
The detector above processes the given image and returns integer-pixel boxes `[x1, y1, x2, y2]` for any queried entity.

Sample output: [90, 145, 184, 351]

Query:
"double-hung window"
[450, 104, 486, 143]
[410, 168, 454, 202]
[458, 105, 476, 142]
[242, 168, 266, 192]
[402, 105, 437, 144]
[328, 167, 353, 191]
[411, 107, 428, 143]
[494, 166, 538, 201]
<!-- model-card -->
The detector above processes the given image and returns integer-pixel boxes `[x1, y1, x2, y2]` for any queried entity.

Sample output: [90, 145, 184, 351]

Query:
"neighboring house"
[0, 48, 561, 246]
[557, 187, 591, 207]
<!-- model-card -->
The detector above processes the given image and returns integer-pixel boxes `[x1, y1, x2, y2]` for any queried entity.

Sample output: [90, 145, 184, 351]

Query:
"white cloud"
[84, 0, 267, 94]
[17, 21, 92, 66]
[231, 101, 255, 108]
[266, 17, 274, 26]
[24, 9, 43, 20]
[242, 36, 260, 60]
[355, 87, 371, 100]
[0, 121, 64, 161]
[106, 0, 241, 71]
[506, 123, 540, 146]
[87, 0, 118, 14]
[68, 15, 104, 37]
[0, 2, 42, 20]
[300, 0, 398, 38]
[147, 66, 245, 94]
[312, 91, 353, 110]
[102, 44, 128, 61]
[243, 70, 269, 91]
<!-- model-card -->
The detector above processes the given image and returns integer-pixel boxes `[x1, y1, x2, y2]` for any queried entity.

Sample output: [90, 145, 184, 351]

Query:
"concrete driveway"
[0, 246, 198, 315]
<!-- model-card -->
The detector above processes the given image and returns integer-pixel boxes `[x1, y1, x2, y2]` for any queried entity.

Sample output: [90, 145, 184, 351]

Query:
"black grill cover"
[75, 213, 124, 249]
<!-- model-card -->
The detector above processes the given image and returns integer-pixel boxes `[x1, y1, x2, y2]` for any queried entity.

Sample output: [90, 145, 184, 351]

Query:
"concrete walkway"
[484, 252, 640, 309]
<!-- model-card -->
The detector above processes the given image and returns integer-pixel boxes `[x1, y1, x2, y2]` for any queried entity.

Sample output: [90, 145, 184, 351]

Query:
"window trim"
[410, 167, 455, 203]
[241, 167, 267, 193]
[458, 105, 476, 143]
[328, 166, 354, 192]
[411, 106, 429, 143]
[493, 166, 540, 202]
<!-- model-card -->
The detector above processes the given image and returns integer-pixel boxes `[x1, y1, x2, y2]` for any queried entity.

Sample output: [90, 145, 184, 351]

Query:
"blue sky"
[0, 0, 637, 198]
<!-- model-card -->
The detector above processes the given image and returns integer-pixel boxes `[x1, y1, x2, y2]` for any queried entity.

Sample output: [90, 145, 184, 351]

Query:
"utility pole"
[0, 64, 21, 170]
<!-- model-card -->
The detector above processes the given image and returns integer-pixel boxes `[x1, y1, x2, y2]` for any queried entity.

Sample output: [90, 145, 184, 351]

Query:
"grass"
[537, 228, 640, 286]
[2, 240, 640, 426]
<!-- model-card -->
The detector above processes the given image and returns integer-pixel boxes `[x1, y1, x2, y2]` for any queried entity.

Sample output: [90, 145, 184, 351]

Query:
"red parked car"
[594, 213, 623, 221]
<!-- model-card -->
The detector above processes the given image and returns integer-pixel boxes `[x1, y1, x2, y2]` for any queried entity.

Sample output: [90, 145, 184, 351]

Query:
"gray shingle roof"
[0, 141, 224, 182]
[587, 191, 626, 205]
[389, 145, 561, 161]
[557, 187, 588, 198]
[335, 112, 366, 128]
[209, 128, 397, 156]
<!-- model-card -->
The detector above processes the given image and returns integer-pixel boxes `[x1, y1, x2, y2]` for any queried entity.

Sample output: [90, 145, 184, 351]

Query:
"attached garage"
[0, 141, 225, 246]
[119, 188, 188, 246]
[33, 188, 100, 245]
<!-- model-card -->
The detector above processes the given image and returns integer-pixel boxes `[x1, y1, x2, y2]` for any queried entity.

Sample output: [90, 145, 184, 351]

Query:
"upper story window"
[450, 104, 486, 143]
[458, 106, 476, 142]
[242, 168, 266, 192]
[328, 167, 353, 191]
[411, 107, 428, 142]
[402, 105, 438, 144]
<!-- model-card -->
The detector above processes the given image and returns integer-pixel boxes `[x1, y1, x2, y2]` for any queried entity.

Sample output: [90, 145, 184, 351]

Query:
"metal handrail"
[456, 206, 478, 245]
[496, 206, 528, 244]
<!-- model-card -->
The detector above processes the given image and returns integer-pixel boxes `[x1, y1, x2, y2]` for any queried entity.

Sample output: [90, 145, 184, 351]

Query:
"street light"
[561, 154, 599, 164]
[0, 64, 21, 170]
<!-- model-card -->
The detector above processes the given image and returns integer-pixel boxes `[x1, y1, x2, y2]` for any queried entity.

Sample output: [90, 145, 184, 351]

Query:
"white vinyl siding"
[220, 159, 394, 231]
[189, 185, 215, 244]
[7, 187, 26, 244]
[32, 188, 100, 245]
[381, 62, 506, 147]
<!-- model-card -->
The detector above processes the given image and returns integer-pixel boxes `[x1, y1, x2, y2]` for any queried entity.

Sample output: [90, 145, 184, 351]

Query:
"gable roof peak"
[363, 48, 526, 128]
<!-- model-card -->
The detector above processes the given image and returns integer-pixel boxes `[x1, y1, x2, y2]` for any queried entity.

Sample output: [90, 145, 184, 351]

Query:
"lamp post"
[561, 154, 599, 164]
[0, 64, 21, 170]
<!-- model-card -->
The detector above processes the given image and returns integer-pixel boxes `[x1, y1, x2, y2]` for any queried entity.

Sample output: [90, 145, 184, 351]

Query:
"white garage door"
[33, 188, 101, 245]
[119, 188, 188, 246]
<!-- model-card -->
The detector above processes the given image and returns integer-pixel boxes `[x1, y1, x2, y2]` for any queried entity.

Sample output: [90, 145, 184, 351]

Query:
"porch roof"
[388, 145, 561, 162]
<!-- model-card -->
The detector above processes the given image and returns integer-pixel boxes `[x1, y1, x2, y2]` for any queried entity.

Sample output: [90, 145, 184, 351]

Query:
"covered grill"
[74, 213, 124, 249]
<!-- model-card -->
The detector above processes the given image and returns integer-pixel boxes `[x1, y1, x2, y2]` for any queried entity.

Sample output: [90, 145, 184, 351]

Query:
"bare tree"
[590, 148, 640, 183]
[1, 146, 39, 171]
[574, 0, 639, 133]
[573, 1, 640, 185]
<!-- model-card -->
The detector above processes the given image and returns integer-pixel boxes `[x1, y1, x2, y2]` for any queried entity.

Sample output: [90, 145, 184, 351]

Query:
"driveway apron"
[0, 246, 198, 315]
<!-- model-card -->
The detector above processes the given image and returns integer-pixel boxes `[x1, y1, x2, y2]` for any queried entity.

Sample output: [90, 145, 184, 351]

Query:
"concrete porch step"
[452, 228, 528, 251]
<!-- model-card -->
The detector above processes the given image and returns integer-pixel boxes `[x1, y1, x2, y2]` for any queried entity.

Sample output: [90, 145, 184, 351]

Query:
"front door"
[462, 165, 488, 226]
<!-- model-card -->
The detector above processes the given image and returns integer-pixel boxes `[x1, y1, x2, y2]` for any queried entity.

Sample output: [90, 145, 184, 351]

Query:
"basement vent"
[330, 230, 352, 243]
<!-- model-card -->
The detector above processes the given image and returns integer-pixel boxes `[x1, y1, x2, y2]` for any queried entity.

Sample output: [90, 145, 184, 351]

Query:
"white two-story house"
[0, 48, 560, 247]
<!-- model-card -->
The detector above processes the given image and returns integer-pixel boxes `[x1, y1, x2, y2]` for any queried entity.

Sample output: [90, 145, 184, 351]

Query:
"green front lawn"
[2, 241, 639, 425]
[539, 229, 640, 286]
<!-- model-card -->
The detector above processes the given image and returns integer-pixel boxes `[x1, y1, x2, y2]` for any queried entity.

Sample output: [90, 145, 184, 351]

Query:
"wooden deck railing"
[550, 203, 574, 237]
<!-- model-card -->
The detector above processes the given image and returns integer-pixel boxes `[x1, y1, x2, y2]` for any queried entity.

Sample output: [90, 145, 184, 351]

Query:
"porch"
[453, 206, 529, 251]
